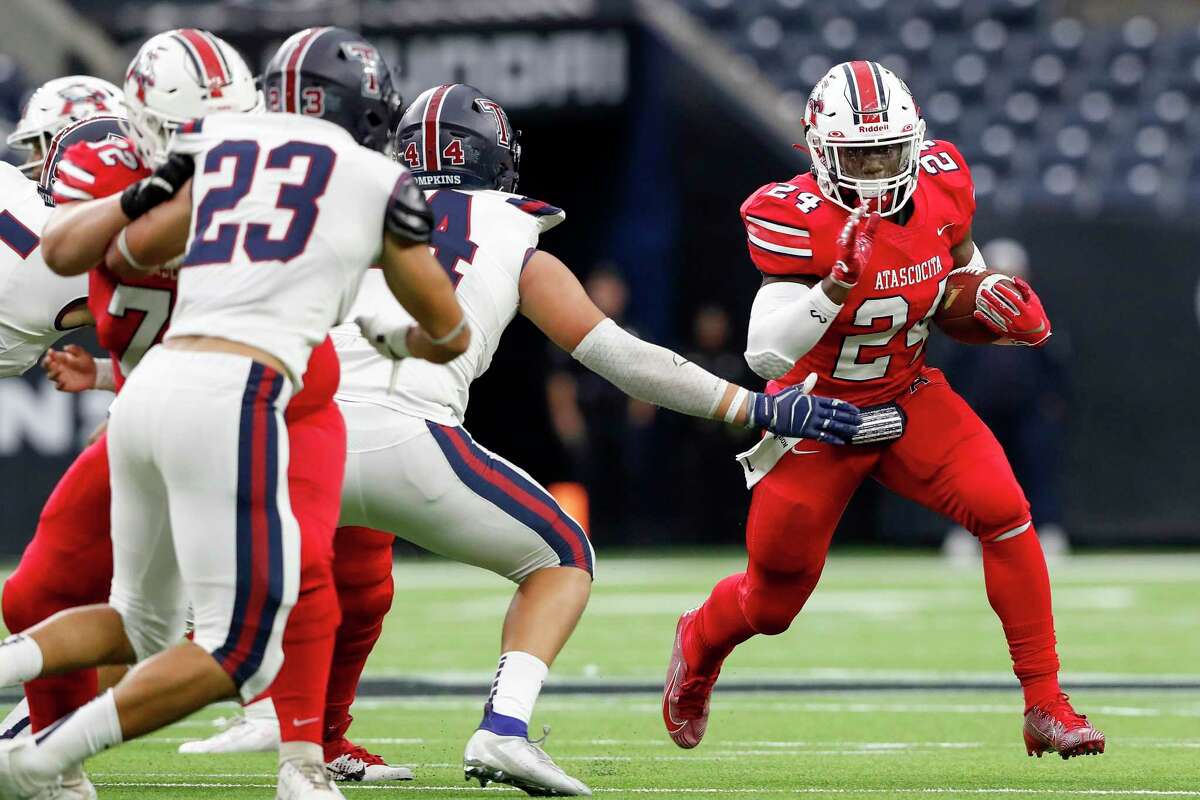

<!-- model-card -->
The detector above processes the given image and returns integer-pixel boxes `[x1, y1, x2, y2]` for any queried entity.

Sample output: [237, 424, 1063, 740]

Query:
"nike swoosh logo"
[665, 663, 687, 731]
[293, 717, 320, 727]
[791, 447, 820, 455]
[936, 223, 954, 236]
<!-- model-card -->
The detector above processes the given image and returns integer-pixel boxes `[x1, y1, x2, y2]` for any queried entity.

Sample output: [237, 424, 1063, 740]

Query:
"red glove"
[830, 204, 880, 289]
[52, 137, 150, 204]
[973, 276, 1052, 347]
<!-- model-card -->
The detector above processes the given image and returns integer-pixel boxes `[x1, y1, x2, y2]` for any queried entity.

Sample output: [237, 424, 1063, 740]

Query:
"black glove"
[120, 154, 195, 221]
[385, 171, 434, 243]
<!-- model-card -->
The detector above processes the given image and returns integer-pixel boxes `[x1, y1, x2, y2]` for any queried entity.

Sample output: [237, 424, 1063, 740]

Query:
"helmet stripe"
[175, 29, 230, 89]
[868, 61, 889, 122]
[849, 60, 882, 123]
[281, 27, 324, 114]
[290, 27, 330, 115]
[423, 85, 452, 172]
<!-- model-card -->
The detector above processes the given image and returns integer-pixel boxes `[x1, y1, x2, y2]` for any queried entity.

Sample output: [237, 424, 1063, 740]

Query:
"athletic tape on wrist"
[726, 387, 749, 425]
[429, 316, 467, 346]
[116, 228, 152, 273]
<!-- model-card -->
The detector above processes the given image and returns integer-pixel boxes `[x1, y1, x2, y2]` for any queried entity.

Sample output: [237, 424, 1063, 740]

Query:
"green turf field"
[15, 551, 1200, 798]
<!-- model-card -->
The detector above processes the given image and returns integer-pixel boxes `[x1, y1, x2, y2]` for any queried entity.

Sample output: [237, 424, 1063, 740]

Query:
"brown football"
[933, 269, 1015, 345]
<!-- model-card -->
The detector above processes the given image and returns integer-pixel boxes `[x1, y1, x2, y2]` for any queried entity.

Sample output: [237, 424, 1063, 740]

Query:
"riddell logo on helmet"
[857, 123, 889, 133]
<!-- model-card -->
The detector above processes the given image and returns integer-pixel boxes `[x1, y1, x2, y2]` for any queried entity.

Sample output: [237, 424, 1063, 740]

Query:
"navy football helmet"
[262, 27, 401, 152]
[392, 84, 521, 192]
[37, 114, 127, 201]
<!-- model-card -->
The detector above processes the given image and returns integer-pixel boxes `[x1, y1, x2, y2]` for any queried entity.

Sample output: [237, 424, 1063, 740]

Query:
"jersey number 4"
[427, 191, 478, 288]
[833, 278, 947, 381]
[186, 140, 335, 266]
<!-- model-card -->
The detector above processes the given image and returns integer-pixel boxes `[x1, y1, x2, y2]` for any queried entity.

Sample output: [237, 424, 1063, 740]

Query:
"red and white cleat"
[324, 738, 413, 782]
[1023, 693, 1106, 759]
[662, 609, 719, 749]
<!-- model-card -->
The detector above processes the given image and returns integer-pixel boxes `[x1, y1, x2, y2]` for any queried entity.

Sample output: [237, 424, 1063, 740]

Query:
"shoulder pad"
[918, 139, 975, 229]
[739, 179, 833, 278]
[504, 195, 565, 233]
[386, 171, 434, 244]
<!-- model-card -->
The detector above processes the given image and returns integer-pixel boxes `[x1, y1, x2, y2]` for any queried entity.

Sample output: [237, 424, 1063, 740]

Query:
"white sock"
[0, 696, 30, 737]
[279, 740, 322, 766]
[245, 696, 278, 723]
[15, 689, 122, 784]
[0, 635, 44, 687]
[488, 651, 548, 725]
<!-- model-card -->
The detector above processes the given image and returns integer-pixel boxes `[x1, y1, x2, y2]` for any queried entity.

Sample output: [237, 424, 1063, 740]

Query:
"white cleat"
[463, 728, 591, 797]
[276, 759, 344, 800]
[178, 714, 280, 754]
[0, 738, 63, 799]
[54, 770, 96, 800]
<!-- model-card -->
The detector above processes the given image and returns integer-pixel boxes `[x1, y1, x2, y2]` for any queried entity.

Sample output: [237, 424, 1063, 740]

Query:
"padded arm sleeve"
[744, 280, 842, 380]
[571, 318, 731, 419]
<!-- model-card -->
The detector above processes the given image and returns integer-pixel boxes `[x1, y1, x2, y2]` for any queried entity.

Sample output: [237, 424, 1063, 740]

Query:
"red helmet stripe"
[176, 29, 230, 88]
[850, 60, 882, 123]
[281, 27, 325, 114]
[423, 85, 453, 172]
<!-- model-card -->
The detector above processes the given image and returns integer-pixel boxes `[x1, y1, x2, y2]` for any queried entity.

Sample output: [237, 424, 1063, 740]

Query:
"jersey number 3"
[186, 140, 335, 266]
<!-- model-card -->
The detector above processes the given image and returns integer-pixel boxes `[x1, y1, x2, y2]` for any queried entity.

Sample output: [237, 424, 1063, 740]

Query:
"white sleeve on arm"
[570, 318, 733, 420]
[744, 280, 843, 380]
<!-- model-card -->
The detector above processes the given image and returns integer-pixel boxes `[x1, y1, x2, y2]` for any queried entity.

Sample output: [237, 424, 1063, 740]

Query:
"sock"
[323, 526, 394, 746]
[981, 529, 1062, 710]
[0, 635, 44, 688]
[686, 573, 755, 675]
[273, 579, 338, 747]
[279, 740, 322, 766]
[14, 689, 122, 785]
[479, 651, 548, 739]
[0, 696, 30, 738]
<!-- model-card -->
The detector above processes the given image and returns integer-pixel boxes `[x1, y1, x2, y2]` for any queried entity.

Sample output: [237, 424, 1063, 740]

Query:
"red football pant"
[322, 526, 395, 745]
[2, 436, 111, 732]
[689, 368, 1061, 708]
[264, 402, 346, 747]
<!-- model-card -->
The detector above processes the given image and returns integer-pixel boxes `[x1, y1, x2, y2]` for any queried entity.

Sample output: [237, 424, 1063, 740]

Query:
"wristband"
[726, 387, 748, 425]
[116, 228, 153, 273]
[428, 316, 467, 346]
[94, 359, 116, 392]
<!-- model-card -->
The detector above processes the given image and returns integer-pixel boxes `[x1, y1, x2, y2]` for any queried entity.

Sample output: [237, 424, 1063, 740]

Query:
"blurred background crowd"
[1, 0, 1197, 553]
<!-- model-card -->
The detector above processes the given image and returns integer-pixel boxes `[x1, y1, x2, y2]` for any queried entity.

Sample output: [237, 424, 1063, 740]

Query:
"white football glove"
[356, 314, 412, 360]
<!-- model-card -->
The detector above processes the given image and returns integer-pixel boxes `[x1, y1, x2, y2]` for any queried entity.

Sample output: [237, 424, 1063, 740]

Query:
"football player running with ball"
[663, 61, 1104, 760]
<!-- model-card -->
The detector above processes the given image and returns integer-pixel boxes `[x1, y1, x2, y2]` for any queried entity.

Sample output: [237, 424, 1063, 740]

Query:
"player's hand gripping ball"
[974, 276, 1052, 346]
[830, 203, 881, 289]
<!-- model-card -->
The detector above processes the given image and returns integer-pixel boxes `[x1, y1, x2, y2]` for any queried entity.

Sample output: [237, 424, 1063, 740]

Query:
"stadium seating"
[679, 0, 1199, 216]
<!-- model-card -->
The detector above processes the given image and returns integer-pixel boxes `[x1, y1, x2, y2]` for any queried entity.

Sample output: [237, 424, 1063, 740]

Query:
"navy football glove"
[747, 386, 861, 445]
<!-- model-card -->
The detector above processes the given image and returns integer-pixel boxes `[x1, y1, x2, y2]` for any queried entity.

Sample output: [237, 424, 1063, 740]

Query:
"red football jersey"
[740, 139, 975, 406]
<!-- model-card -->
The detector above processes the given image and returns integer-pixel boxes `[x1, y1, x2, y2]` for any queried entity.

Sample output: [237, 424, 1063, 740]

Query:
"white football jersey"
[333, 189, 564, 425]
[167, 113, 413, 385]
[0, 162, 88, 377]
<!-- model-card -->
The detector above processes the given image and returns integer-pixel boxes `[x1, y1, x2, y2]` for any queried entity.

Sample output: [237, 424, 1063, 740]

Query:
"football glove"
[747, 384, 861, 445]
[830, 203, 880, 289]
[120, 153, 194, 221]
[973, 276, 1052, 347]
[52, 139, 149, 204]
[356, 314, 412, 360]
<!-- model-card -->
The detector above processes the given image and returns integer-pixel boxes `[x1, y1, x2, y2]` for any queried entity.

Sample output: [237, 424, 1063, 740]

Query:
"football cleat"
[177, 713, 280, 753]
[53, 771, 96, 800]
[323, 739, 413, 782]
[276, 759, 344, 800]
[1023, 693, 1106, 759]
[0, 738, 62, 799]
[463, 727, 591, 797]
[662, 609, 719, 749]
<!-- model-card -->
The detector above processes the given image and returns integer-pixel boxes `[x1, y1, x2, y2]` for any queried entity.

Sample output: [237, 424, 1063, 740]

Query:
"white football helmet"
[6, 76, 125, 176]
[804, 60, 926, 217]
[122, 28, 262, 165]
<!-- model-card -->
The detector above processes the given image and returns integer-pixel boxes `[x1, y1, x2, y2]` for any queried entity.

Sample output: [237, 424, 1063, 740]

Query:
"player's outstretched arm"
[519, 249, 861, 443]
[103, 182, 193, 278]
[43, 152, 193, 276]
